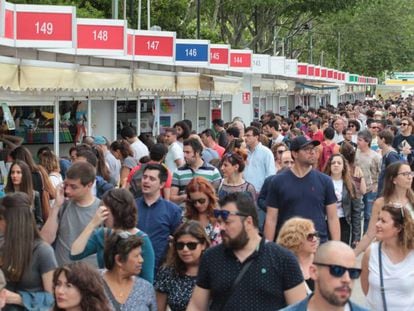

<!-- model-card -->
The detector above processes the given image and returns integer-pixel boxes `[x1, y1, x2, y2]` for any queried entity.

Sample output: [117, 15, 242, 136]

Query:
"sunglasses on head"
[187, 198, 207, 205]
[314, 263, 361, 279]
[306, 231, 320, 242]
[175, 242, 200, 251]
[213, 209, 249, 221]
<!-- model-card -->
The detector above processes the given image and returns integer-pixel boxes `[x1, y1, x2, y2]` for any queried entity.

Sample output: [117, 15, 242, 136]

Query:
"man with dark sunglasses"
[188, 192, 306, 311]
[281, 241, 368, 311]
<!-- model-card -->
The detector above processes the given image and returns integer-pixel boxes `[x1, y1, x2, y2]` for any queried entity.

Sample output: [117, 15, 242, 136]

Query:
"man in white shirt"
[164, 127, 184, 172]
[120, 126, 149, 162]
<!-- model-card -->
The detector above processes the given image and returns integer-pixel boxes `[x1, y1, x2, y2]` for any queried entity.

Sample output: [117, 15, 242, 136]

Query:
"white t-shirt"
[130, 139, 149, 162]
[367, 242, 414, 311]
[333, 179, 344, 218]
[165, 141, 184, 172]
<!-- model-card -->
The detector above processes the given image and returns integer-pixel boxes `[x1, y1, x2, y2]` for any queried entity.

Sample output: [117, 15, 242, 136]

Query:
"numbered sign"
[15, 4, 75, 48]
[327, 69, 333, 79]
[298, 63, 308, 75]
[307, 65, 315, 76]
[134, 30, 175, 63]
[229, 50, 252, 71]
[321, 67, 327, 78]
[175, 39, 209, 66]
[314, 66, 321, 78]
[77, 19, 126, 55]
[0, 0, 14, 46]
[252, 54, 270, 74]
[285, 59, 298, 76]
[209, 44, 229, 69]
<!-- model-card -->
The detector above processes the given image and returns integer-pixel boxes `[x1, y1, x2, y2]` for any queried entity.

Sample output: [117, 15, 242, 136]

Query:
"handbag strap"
[219, 258, 255, 311]
[378, 242, 388, 311]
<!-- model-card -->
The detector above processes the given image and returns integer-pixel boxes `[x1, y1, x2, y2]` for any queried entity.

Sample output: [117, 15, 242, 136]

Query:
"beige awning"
[134, 69, 175, 92]
[260, 79, 274, 91]
[213, 76, 242, 94]
[0, 57, 19, 91]
[176, 72, 200, 92]
[20, 60, 77, 90]
[274, 79, 289, 91]
[74, 66, 132, 91]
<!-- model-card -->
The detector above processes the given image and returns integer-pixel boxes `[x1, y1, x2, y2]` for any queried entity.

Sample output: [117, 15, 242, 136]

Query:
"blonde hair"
[276, 217, 315, 255]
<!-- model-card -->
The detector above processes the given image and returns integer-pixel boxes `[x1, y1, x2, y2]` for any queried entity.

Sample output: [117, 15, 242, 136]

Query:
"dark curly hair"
[53, 262, 112, 311]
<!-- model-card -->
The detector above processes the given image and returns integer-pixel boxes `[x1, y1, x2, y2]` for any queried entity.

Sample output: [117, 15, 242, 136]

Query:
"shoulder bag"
[378, 242, 388, 311]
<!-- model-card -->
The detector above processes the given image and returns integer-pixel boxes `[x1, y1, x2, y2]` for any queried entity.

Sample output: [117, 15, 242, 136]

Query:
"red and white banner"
[133, 30, 175, 63]
[229, 49, 252, 71]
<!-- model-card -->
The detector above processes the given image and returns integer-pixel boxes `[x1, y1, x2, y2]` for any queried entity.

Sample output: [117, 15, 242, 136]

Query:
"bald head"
[314, 241, 356, 265]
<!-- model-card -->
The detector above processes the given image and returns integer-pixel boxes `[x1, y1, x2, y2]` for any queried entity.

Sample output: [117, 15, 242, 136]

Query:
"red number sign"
[16, 12, 72, 40]
[134, 34, 174, 57]
[78, 24, 124, 50]
[210, 47, 228, 65]
[229, 52, 251, 68]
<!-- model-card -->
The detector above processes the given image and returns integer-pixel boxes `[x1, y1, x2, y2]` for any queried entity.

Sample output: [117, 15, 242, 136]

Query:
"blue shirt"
[244, 143, 276, 192]
[266, 169, 337, 242]
[136, 196, 182, 269]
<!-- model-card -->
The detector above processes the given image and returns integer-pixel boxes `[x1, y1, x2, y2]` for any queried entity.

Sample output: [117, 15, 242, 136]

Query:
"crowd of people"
[1, 96, 414, 310]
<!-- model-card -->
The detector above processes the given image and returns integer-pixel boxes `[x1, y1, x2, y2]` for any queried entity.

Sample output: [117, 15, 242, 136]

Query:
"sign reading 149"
[175, 40, 209, 63]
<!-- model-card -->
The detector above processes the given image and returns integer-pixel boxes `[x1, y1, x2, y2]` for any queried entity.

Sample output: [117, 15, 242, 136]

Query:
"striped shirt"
[172, 162, 222, 192]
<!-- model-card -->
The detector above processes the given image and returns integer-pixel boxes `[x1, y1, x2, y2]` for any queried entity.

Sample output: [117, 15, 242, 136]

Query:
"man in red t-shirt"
[201, 129, 225, 158]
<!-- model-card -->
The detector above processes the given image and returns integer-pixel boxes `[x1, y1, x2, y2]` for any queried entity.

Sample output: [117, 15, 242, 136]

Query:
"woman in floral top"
[184, 176, 222, 246]
[155, 221, 210, 311]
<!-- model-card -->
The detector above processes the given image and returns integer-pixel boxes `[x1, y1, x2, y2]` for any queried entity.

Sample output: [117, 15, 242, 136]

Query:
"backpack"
[319, 142, 336, 171]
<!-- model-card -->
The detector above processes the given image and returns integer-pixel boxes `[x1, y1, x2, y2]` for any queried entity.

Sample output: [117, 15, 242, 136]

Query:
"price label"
[134, 33, 174, 58]
[77, 24, 124, 50]
[176, 42, 208, 62]
[229, 51, 251, 68]
[16, 12, 72, 41]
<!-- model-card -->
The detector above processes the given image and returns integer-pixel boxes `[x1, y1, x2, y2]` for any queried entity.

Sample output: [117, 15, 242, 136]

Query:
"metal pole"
[282, 38, 285, 56]
[196, 0, 200, 39]
[138, 0, 141, 29]
[309, 30, 313, 64]
[147, 0, 150, 30]
[337, 31, 341, 69]
[123, 0, 126, 20]
[112, 0, 119, 19]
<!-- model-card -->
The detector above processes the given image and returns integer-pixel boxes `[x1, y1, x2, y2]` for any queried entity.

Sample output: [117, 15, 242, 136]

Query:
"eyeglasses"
[176, 242, 200, 251]
[313, 263, 362, 279]
[397, 171, 414, 177]
[348, 124, 356, 128]
[401, 123, 409, 126]
[306, 231, 320, 242]
[301, 146, 316, 153]
[388, 203, 406, 217]
[213, 209, 249, 221]
[187, 198, 207, 205]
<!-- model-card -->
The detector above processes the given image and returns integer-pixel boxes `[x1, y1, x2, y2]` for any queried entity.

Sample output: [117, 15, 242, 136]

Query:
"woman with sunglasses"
[271, 142, 288, 171]
[355, 161, 414, 256]
[218, 149, 256, 202]
[70, 188, 155, 283]
[277, 217, 319, 293]
[324, 154, 362, 246]
[155, 221, 210, 311]
[347, 119, 360, 143]
[361, 204, 414, 310]
[53, 262, 112, 311]
[184, 177, 221, 246]
[102, 232, 157, 311]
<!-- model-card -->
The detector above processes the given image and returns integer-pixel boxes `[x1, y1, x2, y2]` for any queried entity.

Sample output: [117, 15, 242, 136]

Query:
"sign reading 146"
[176, 42, 208, 62]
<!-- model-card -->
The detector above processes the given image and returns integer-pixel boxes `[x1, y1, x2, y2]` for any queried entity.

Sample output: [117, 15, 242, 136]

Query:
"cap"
[0, 269, 6, 290]
[93, 136, 107, 145]
[290, 136, 320, 151]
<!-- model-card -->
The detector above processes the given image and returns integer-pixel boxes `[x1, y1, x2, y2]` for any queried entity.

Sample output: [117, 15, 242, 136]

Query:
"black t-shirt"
[196, 238, 304, 311]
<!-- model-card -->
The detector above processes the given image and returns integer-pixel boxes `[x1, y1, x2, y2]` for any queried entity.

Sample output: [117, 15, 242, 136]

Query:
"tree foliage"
[11, 0, 414, 77]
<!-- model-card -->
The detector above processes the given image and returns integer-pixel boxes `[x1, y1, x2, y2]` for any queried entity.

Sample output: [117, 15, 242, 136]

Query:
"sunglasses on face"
[175, 242, 200, 251]
[187, 198, 207, 205]
[401, 123, 409, 126]
[314, 263, 362, 279]
[348, 124, 356, 128]
[306, 231, 320, 242]
[213, 209, 249, 221]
